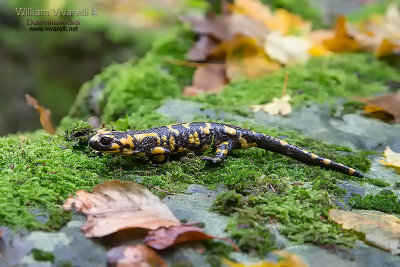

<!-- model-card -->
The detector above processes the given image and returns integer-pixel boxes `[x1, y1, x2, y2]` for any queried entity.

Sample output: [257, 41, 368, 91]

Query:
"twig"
[165, 58, 225, 68]
[147, 184, 174, 195]
[281, 71, 289, 98]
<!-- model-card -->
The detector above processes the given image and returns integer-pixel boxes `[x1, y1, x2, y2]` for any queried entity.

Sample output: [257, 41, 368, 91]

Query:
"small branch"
[281, 71, 289, 98]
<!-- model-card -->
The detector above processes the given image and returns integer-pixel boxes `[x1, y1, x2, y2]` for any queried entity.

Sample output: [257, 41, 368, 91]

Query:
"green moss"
[68, 25, 195, 130]
[349, 190, 400, 214]
[213, 191, 243, 215]
[32, 249, 55, 262]
[196, 54, 399, 117]
[364, 178, 389, 188]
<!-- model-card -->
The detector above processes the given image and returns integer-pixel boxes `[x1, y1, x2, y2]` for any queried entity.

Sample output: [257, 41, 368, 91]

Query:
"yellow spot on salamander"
[169, 136, 175, 150]
[311, 154, 318, 159]
[349, 168, 355, 174]
[224, 126, 237, 136]
[201, 145, 210, 151]
[120, 135, 134, 148]
[167, 125, 179, 135]
[137, 152, 145, 157]
[279, 140, 288, 146]
[182, 123, 191, 129]
[323, 159, 331, 165]
[201, 123, 211, 134]
[96, 129, 110, 135]
[189, 134, 194, 143]
[151, 147, 165, 155]
[134, 132, 159, 142]
[302, 149, 309, 154]
[110, 143, 119, 150]
[239, 136, 257, 149]
[217, 148, 228, 155]
[162, 135, 167, 142]
[123, 148, 133, 155]
[177, 147, 190, 153]
[157, 155, 165, 162]
[193, 132, 198, 137]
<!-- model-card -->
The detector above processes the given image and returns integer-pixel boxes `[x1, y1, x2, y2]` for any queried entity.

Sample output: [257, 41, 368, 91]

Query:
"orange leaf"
[63, 180, 181, 237]
[183, 64, 228, 96]
[376, 38, 400, 58]
[144, 225, 239, 251]
[210, 35, 280, 80]
[25, 94, 55, 134]
[107, 244, 167, 267]
[323, 16, 360, 53]
[222, 250, 309, 267]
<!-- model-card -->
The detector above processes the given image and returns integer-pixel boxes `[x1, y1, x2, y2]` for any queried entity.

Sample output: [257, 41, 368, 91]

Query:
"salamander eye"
[99, 136, 113, 146]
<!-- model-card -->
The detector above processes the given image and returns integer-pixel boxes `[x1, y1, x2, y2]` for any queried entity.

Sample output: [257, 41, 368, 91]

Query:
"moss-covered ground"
[1, 1, 400, 260]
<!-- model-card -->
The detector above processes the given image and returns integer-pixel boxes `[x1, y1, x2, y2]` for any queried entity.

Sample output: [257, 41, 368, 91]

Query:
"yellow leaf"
[222, 250, 309, 267]
[380, 146, 400, 169]
[210, 35, 281, 80]
[323, 16, 360, 53]
[376, 38, 400, 58]
[233, 0, 311, 36]
[264, 31, 311, 65]
[329, 209, 400, 254]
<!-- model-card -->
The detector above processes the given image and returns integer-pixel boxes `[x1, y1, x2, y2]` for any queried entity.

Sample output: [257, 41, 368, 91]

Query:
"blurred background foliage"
[0, 0, 396, 134]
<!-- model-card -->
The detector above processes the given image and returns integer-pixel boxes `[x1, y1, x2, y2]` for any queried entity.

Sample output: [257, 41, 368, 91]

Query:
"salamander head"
[88, 130, 123, 153]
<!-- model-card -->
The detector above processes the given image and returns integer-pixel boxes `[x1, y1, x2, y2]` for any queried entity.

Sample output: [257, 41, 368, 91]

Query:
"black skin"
[88, 122, 365, 178]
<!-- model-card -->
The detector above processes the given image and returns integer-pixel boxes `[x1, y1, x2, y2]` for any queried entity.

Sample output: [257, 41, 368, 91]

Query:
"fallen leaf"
[180, 16, 231, 41]
[145, 225, 215, 250]
[376, 38, 400, 58]
[380, 146, 400, 170]
[222, 250, 309, 267]
[233, 0, 311, 35]
[308, 30, 334, 56]
[264, 31, 311, 65]
[329, 209, 400, 254]
[252, 95, 292, 116]
[362, 91, 400, 122]
[183, 63, 228, 96]
[323, 16, 360, 53]
[63, 180, 181, 237]
[186, 35, 220, 62]
[210, 35, 280, 80]
[107, 244, 166, 267]
[25, 94, 55, 135]
[251, 71, 292, 116]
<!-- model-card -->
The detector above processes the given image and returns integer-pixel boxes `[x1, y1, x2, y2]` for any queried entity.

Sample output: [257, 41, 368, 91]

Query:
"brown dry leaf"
[323, 16, 360, 53]
[180, 16, 231, 41]
[210, 35, 280, 80]
[183, 64, 228, 96]
[145, 225, 215, 250]
[222, 250, 309, 267]
[380, 146, 400, 169]
[186, 35, 220, 62]
[329, 209, 400, 254]
[362, 91, 400, 122]
[107, 244, 166, 267]
[25, 94, 55, 135]
[145, 225, 239, 251]
[63, 180, 181, 237]
[233, 0, 311, 36]
[264, 31, 311, 65]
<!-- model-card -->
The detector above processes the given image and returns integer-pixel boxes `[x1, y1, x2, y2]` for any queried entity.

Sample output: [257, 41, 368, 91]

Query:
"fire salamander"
[88, 122, 364, 178]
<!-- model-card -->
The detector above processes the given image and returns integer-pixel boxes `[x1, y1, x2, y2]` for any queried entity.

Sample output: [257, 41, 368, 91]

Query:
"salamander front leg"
[149, 147, 170, 163]
[201, 141, 235, 164]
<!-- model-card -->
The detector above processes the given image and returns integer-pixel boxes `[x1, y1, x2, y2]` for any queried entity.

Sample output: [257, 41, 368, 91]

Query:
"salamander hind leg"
[201, 140, 235, 164]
